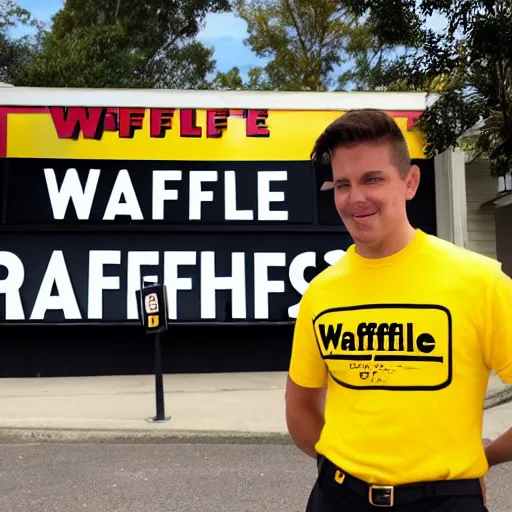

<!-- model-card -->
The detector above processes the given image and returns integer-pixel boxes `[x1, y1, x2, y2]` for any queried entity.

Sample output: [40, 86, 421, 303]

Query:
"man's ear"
[405, 165, 421, 201]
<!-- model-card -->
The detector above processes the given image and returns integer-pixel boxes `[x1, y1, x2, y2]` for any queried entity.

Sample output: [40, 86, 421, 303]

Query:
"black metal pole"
[154, 332, 165, 421]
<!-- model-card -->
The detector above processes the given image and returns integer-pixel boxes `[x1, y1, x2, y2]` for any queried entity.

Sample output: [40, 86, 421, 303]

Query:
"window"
[498, 174, 512, 193]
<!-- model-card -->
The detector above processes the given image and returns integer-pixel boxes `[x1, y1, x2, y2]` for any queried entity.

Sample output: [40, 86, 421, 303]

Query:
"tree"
[22, 25, 152, 88]
[343, 0, 512, 178]
[211, 66, 271, 90]
[212, 66, 246, 90]
[335, 23, 418, 91]
[0, 0, 41, 85]
[20, 0, 230, 89]
[216, 0, 402, 91]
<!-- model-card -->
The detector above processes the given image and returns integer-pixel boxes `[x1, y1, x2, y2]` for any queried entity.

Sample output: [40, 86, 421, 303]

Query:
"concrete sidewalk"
[0, 371, 510, 444]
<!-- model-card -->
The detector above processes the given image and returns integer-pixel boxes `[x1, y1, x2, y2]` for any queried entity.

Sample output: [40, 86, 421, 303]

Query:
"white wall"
[465, 159, 498, 259]
[434, 149, 468, 248]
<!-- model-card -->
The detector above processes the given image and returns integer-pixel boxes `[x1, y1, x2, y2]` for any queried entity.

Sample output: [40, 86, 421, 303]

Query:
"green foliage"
[0, 0, 41, 84]
[341, 0, 423, 47]
[211, 66, 272, 90]
[51, 0, 229, 56]
[215, 0, 400, 92]
[22, 26, 151, 88]
[236, 0, 354, 91]
[336, 24, 417, 91]
[153, 41, 217, 90]
[212, 67, 246, 90]
[343, 0, 512, 177]
[16, 0, 230, 89]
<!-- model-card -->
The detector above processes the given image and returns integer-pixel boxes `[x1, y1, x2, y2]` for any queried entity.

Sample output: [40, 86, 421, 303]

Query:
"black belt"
[317, 455, 483, 508]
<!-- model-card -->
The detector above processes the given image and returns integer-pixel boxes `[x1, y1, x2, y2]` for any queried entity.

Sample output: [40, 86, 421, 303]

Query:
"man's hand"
[479, 477, 487, 505]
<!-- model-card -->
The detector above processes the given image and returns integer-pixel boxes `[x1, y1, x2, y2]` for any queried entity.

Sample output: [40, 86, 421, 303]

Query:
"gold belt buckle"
[369, 485, 394, 507]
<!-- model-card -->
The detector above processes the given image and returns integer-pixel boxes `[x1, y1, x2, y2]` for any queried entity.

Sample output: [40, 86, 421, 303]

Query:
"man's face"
[330, 141, 420, 249]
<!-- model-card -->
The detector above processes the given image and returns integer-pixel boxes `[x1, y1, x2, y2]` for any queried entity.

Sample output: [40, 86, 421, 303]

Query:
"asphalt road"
[0, 442, 510, 512]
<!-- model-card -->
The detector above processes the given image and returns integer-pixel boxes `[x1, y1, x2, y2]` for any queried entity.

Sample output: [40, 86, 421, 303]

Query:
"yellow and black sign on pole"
[136, 279, 170, 423]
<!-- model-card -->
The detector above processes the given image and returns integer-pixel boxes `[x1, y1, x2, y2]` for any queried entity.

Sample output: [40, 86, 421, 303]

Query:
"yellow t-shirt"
[289, 229, 512, 486]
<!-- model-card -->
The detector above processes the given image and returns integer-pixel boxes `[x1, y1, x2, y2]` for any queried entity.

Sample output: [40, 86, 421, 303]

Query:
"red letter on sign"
[150, 109, 174, 138]
[385, 111, 422, 130]
[104, 108, 119, 132]
[206, 109, 229, 138]
[119, 108, 145, 138]
[246, 109, 270, 137]
[180, 109, 202, 137]
[50, 107, 106, 139]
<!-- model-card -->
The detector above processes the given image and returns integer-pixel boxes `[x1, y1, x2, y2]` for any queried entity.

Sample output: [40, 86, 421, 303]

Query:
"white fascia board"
[0, 87, 431, 111]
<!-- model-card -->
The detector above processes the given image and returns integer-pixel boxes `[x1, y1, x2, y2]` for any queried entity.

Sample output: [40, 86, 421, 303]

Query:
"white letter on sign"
[30, 251, 82, 320]
[189, 171, 217, 220]
[44, 168, 100, 220]
[103, 169, 143, 220]
[224, 171, 254, 220]
[287, 251, 316, 319]
[201, 252, 246, 319]
[254, 253, 286, 319]
[0, 251, 25, 320]
[164, 251, 197, 320]
[152, 170, 181, 220]
[88, 251, 121, 319]
[257, 171, 288, 221]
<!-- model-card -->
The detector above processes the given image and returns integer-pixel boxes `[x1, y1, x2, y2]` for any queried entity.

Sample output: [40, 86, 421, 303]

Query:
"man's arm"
[286, 281, 328, 457]
[482, 267, 512, 467]
[480, 427, 512, 506]
[485, 428, 512, 467]
[285, 375, 326, 459]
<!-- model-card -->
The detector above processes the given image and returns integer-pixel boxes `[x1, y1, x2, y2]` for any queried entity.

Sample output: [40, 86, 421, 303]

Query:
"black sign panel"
[0, 156, 438, 326]
[3, 157, 436, 231]
[4, 159, 316, 225]
[0, 232, 351, 324]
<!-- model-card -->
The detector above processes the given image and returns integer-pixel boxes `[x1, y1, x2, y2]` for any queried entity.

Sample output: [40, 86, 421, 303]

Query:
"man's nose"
[348, 185, 366, 206]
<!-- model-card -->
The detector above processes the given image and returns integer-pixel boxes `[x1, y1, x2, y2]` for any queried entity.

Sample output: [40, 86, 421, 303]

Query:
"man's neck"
[355, 224, 417, 260]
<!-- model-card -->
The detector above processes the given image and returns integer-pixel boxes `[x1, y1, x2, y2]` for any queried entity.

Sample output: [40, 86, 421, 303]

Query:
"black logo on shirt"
[313, 304, 452, 391]
[317, 322, 440, 362]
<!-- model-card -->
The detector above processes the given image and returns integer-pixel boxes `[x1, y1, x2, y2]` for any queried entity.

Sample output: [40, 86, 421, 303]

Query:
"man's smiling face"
[331, 140, 419, 251]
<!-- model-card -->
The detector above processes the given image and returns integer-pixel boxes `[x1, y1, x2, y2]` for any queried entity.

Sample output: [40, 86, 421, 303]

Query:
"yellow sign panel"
[5, 108, 427, 161]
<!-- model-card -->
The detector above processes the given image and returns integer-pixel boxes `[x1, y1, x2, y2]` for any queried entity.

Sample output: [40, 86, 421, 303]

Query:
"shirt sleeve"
[483, 266, 512, 384]
[288, 285, 328, 388]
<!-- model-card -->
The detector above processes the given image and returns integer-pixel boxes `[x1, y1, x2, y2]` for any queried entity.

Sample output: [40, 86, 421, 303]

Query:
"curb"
[484, 386, 512, 410]
[0, 428, 294, 445]
[0, 428, 500, 446]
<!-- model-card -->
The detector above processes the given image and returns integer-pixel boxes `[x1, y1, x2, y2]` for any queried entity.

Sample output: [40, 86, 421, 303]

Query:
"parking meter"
[136, 281, 170, 423]
[137, 283, 169, 334]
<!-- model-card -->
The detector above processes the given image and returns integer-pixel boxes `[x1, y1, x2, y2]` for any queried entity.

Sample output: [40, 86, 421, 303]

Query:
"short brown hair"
[311, 109, 412, 178]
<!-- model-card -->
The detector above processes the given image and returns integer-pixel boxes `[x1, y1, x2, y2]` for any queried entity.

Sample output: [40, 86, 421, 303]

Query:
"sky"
[12, 0, 446, 80]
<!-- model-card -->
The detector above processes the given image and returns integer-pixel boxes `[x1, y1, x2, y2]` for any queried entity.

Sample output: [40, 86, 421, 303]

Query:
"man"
[285, 109, 512, 511]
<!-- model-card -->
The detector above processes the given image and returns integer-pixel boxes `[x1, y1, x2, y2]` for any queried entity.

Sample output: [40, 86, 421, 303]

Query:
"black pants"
[306, 459, 489, 512]
[305, 479, 489, 511]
